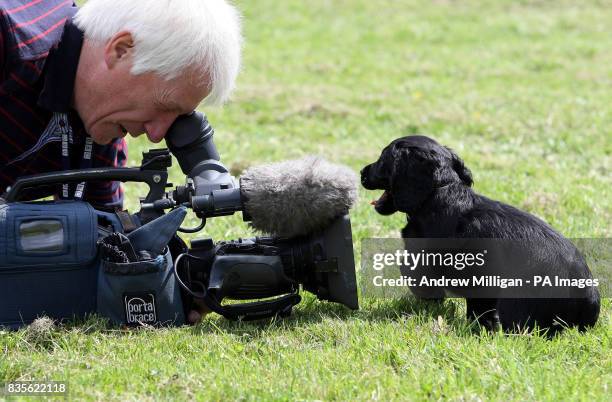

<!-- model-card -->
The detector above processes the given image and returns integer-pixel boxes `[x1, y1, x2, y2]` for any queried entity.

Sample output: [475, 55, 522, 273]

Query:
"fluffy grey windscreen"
[240, 156, 358, 237]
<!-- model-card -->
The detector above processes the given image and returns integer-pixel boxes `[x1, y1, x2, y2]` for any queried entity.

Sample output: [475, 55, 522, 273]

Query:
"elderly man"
[0, 0, 241, 208]
[1, 0, 241, 324]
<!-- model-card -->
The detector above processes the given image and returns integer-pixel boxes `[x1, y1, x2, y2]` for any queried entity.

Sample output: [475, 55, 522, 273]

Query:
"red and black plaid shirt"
[0, 0, 126, 208]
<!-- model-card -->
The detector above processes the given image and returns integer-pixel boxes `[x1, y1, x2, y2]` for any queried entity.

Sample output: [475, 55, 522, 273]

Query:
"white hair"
[74, 0, 242, 105]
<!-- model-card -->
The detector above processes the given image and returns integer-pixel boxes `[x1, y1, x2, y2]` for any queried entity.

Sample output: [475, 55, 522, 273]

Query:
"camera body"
[0, 112, 358, 328]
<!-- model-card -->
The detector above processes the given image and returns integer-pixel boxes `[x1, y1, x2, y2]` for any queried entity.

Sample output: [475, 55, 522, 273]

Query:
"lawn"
[2, 0, 611, 400]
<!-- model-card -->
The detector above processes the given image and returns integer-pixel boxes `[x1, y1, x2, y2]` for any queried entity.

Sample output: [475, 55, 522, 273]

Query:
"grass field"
[2, 0, 611, 400]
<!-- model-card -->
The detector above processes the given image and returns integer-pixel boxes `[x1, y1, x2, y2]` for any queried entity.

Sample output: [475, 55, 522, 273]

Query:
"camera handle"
[3, 149, 172, 222]
[3, 167, 167, 202]
[203, 290, 302, 321]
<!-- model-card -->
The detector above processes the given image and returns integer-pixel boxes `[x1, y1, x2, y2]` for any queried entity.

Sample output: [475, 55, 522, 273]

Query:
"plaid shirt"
[0, 0, 126, 209]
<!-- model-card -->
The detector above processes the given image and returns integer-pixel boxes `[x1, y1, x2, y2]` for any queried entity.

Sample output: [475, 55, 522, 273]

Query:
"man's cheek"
[89, 126, 113, 145]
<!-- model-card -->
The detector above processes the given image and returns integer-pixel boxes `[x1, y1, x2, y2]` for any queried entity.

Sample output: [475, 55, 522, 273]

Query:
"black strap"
[203, 291, 301, 321]
[59, 112, 93, 200]
[115, 210, 140, 233]
[173, 253, 301, 321]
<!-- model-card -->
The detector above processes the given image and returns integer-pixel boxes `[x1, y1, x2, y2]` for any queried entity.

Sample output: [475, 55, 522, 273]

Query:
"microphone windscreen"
[240, 156, 358, 237]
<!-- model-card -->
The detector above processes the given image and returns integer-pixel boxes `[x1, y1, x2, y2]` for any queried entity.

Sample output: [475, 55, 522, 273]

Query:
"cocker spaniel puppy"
[361, 135, 600, 334]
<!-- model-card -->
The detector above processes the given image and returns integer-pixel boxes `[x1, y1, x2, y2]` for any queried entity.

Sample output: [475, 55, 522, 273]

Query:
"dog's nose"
[360, 166, 369, 184]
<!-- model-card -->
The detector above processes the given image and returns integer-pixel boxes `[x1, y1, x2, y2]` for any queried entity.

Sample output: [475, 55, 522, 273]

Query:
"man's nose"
[144, 114, 178, 143]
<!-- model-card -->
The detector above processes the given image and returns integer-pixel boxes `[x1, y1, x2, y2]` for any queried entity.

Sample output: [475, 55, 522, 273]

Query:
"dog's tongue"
[370, 191, 389, 207]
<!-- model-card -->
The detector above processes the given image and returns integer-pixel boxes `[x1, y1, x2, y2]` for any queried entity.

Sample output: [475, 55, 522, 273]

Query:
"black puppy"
[361, 135, 600, 333]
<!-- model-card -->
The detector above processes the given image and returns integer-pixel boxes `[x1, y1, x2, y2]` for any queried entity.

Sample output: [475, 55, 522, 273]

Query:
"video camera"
[0, 112, 358, 328]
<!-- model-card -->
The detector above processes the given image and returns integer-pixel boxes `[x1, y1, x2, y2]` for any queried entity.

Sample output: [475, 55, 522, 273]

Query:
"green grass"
[2, 0, 611, 400]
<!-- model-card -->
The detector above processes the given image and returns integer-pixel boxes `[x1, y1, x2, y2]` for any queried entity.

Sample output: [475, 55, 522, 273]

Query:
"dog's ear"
[446, 147, 473, 187]
[390, 147, 435, 213]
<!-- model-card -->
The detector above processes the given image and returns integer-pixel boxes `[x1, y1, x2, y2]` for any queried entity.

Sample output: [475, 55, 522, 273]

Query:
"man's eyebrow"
[153, 87, 187, 112]
[155, 99, 185, 113]
[167, 101, 184, 112]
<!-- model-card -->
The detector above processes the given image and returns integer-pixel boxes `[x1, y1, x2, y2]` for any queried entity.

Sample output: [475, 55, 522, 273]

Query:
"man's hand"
[187, 299, 211, 324]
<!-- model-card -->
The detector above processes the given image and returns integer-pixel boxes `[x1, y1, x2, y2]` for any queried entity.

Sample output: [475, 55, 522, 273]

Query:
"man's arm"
[1, 11, 6, 78]
[85, 137, 128, 210]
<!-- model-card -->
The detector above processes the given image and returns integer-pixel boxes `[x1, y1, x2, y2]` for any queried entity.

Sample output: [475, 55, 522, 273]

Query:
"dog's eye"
[374, 161, 389, 175]
[373, 161, 394, 181]
[383, 158, 397, 173]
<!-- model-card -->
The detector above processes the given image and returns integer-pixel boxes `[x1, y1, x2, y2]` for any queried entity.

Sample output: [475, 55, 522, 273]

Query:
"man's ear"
[390, 147, 435, 213]
[104, 31, 134, 69]
[445, 147, 473, 186]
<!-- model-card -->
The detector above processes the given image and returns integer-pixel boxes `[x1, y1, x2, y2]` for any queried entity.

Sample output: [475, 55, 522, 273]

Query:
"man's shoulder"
[1, 0, 78, 61]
